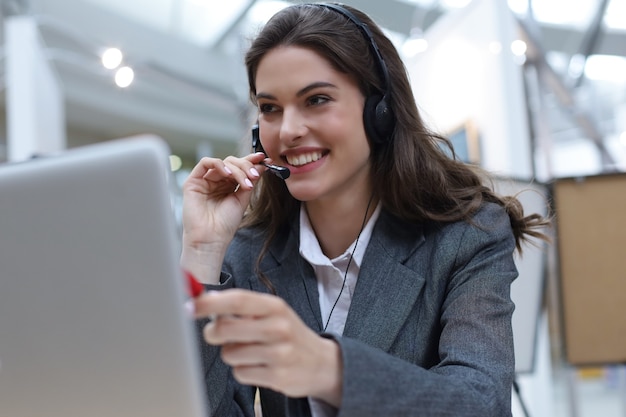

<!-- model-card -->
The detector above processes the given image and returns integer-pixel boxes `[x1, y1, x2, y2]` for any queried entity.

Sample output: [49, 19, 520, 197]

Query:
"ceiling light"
[511, 40, 527, 56]
[101, 48, 123, 69]
[114, 66, 134, 88]
[169, 155, 183, 171]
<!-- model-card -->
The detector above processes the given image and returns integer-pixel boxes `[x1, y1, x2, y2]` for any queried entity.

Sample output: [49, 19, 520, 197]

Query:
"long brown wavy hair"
[241, 3, 549, 280]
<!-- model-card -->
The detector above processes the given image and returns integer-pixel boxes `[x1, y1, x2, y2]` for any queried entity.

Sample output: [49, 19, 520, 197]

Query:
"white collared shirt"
[299, 203, 381, 417]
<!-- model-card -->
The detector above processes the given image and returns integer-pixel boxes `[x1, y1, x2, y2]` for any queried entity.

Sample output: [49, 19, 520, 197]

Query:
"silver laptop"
[0, 136, 209, 417]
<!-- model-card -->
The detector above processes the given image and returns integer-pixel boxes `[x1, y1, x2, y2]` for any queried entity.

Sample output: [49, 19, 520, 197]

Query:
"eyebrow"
[256, 81, 337, 101]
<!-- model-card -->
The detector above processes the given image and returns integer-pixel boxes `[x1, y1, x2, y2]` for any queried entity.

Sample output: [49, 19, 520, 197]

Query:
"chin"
[285, 184, 324, 203]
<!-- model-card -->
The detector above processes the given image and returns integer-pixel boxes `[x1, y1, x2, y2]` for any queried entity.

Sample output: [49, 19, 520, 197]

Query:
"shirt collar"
[299, 202, 381, 268]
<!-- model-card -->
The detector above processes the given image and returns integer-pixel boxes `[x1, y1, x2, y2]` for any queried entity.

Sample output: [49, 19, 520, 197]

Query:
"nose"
[279, 107, 307, 144]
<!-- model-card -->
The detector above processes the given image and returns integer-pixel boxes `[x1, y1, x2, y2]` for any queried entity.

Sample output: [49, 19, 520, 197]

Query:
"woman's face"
[255, 46, 371, 204]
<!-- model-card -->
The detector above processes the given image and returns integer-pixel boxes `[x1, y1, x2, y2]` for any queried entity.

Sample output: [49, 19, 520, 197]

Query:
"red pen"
[183, 269, 219, 321]
[183, 269, 204, 298]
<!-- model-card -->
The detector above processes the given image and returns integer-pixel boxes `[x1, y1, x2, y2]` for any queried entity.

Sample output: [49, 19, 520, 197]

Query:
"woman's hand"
[180, 153, 266, 284]
[194, 289, 343, 407]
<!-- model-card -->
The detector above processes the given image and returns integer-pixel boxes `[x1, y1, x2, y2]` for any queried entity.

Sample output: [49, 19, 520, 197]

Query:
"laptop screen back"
[0, 136, 208, 417]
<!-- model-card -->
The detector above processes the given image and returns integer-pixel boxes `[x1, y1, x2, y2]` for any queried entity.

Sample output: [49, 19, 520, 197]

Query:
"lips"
[285, 151, 324, 167]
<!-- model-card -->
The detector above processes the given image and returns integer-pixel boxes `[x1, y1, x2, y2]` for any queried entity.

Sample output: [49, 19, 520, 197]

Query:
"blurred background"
[1, 0, 624, 175]
[0, 1, 624, 416]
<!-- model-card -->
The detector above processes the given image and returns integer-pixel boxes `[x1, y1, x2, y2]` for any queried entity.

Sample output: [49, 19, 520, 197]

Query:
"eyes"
[258, 94, 331, 114]
[307, 95, 330, 106]
[258, 103, 278, 114]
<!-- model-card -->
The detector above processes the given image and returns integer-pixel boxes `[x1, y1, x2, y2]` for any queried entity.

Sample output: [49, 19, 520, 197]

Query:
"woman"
[181, 3, 549, 417]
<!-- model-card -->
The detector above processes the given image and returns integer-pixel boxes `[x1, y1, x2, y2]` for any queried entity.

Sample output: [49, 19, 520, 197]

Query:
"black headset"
[319, 3, 395, 145]
[252, 3, 395, 153]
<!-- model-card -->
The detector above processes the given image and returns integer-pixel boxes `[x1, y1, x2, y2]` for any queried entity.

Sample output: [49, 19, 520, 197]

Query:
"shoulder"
[432, 202, 516, 276]
[379, 202, 512, 245]
[378, 203, 515, 271]
[369, 203, 513, 269]
[463, 202, 514, 247]
[428, 202, 513, 243]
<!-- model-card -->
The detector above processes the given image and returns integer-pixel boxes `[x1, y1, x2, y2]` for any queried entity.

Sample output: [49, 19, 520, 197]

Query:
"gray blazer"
[195, 202, 517, 417]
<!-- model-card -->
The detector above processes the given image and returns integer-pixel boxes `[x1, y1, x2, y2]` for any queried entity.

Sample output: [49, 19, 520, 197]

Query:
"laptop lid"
[0, 136, 209, 417]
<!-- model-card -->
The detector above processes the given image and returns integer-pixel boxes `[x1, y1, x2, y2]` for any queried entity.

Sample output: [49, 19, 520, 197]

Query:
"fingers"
[220, 343, 297, 392]
[194, 289, 343, 401]
[205, 319, 342, 400]
[195, 290, 295, 346]
[222, 338, 341, 400]
[194, 289, 286, 319]
[220, 341, 287, 367]
[188, 156, 232, 180]
[185, 152, 267, 194]
[204, 155, 258, 192]
[201, 310, 293, 345]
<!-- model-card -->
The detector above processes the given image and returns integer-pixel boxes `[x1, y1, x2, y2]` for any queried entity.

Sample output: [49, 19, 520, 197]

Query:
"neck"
[305, 192, 376, 259]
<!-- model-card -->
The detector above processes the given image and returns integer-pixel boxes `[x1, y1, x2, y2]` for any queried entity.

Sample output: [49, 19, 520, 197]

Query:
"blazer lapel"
[343, 211, 427, 352]
[262, 210, 427, 348]
[263, 218, 324, 333]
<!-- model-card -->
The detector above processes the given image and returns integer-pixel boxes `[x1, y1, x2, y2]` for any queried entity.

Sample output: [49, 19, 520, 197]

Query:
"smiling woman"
[180, 3, 550, 417]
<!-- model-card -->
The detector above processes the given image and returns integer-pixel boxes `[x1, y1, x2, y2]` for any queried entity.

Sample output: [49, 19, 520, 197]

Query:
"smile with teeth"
[285, 151, 324, 167]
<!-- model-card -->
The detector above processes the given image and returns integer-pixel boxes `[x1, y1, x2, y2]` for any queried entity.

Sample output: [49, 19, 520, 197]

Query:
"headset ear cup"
[363, 95, 384, 145]
[375, 96, 394, 139]
[363, 95, 394, 145]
